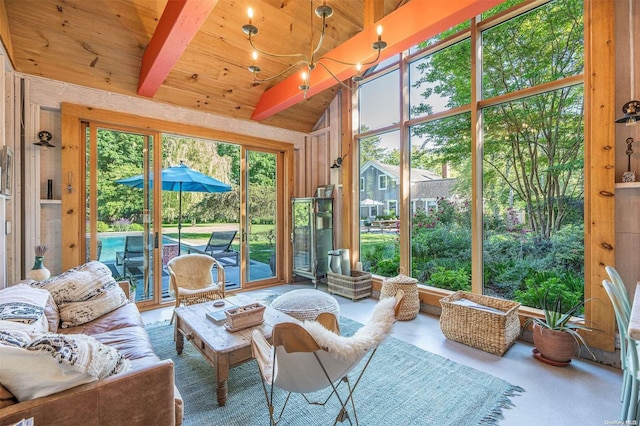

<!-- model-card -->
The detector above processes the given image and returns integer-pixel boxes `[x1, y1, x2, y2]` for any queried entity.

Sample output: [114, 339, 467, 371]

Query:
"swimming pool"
[97, 234, 177, 263]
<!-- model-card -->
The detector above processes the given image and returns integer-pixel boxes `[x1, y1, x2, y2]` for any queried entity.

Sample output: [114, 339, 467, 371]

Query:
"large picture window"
[356, 0, 584, 309]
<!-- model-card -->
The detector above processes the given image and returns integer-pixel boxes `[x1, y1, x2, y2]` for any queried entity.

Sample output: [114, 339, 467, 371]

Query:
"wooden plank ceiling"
[4, 0, 404, 133]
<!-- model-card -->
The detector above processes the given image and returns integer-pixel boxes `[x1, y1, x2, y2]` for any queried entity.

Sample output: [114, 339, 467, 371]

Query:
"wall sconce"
[34, 131, 55, 148]
[616, 101, 640, 126]
[330, 157, 343, 169]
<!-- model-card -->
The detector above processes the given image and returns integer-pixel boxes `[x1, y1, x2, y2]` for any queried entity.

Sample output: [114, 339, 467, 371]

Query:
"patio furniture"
[168, 253, 226, 324]
[115, 235, 145, 277]
[188, 230, 239, 266]
[251, 290, 405, 425]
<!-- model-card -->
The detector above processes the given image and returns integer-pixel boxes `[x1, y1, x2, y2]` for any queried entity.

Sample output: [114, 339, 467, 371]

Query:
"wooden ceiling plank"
[251, 0, 503, 121]
[137, 0, 219, 97]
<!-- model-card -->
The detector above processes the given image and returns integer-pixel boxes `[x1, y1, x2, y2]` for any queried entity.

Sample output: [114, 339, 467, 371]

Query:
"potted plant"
[523, 289, 599, 366]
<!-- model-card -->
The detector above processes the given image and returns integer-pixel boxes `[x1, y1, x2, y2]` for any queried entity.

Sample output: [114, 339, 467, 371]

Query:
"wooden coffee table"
[174, 294, 297, 406]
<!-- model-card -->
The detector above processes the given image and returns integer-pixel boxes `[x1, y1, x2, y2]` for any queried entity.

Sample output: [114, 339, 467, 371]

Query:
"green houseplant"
[523, 289, 599, 366]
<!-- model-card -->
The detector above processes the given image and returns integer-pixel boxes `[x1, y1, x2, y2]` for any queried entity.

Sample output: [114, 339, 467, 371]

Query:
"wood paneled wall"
[614, 0, 640, 300]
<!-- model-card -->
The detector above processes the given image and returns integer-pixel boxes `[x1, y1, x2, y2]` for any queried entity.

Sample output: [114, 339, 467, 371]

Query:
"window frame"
[351, 0, 615, 352]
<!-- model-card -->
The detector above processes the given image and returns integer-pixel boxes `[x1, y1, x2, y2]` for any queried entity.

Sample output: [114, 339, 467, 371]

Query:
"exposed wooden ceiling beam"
[363, 0, 385, 28]
[138, 0, 218, 97]
[251, 0, 502, 121]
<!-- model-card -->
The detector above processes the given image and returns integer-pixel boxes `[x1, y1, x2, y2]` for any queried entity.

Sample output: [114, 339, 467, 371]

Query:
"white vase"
[26, 256, 51, 281]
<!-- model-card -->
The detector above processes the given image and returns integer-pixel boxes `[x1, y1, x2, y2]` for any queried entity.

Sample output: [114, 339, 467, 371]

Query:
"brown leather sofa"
[0, 284, 183, 426]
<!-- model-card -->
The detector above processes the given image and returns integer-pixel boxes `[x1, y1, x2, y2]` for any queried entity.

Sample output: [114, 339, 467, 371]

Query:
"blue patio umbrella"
[116, 161, 232, 248]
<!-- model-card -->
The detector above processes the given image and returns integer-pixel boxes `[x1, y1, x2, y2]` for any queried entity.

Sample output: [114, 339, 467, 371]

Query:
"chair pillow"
[0, 332, 130, 401]
[59, 285, 128, 329]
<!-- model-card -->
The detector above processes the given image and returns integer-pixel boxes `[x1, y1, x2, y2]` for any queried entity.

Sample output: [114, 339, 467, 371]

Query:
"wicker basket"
[380, 274, 419, 321]
[439, 291, 520, 356]
[327, 271, 372, 301]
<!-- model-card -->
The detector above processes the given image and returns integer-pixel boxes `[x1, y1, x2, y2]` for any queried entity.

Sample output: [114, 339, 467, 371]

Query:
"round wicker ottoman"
[271, 289, 340, 321]
[380, 274, 419, 320]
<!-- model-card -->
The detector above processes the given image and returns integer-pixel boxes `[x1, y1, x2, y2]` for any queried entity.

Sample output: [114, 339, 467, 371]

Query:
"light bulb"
[356, 63, 362, 72]
[252, 51, 258, 61]
[301, 71, 307, 82]
[247, 7, 253, 20]
[626, 116, 637, 126]
[377, 25, 383, 39]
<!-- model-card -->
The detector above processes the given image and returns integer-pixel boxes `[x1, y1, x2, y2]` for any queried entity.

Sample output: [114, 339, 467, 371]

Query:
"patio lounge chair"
[116, 235, 146, 276]
[188, 230, 239, 266]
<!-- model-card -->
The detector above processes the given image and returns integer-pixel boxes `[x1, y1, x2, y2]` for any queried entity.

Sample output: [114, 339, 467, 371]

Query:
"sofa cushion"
[0, 332, 131, 402]
[60, 302, 144, 336]
[91, 326, 161, 362]
[58, 285, 128, 329]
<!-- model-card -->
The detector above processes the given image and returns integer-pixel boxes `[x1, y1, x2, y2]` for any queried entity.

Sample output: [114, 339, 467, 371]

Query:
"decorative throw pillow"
[43, 292, 60, 332]
[32, 261, 116, 305]
[58, 285, 128, 329]
[0, 329, 31, 348]
[0, 285, 50, 334]
[0, 332, 131, 401]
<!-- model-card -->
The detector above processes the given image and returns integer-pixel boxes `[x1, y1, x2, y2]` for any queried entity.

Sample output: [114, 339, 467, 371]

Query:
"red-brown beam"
[251, 0, 502, 121]
[138, 0, 218, 97]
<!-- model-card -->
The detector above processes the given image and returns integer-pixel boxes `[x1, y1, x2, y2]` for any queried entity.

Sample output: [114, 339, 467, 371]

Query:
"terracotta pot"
[532, 322, 578, 363]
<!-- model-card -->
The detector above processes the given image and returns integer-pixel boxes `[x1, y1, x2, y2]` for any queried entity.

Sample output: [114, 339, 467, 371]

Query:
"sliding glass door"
[246, 150, 278, 283]
[86, 125, 159, 303]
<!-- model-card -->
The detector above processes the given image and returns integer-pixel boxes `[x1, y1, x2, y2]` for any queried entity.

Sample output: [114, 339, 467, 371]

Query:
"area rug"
[147, 319, 524, 426]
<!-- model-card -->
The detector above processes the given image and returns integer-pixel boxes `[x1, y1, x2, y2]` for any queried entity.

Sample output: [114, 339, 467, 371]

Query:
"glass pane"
[482, 0, 584, 99]
[409, 22, 470, 54]
[482, 86, 584, 305]
[482, 0, 526, 20]
[359, 130, 400, 278]
[161, 134, 240, 290]
[409, 39, 471, 119]
[410, 114, 472, 289]
[247, 150, 277, 282]
[358, 70, 400, 131]
[94, 129, 156, 302]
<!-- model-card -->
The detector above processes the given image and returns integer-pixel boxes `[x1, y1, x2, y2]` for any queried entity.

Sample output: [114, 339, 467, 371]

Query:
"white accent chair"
[251, 291, 404, 425]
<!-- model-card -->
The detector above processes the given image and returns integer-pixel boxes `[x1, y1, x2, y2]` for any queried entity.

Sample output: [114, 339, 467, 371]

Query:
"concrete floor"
[141, 283, 624, 426]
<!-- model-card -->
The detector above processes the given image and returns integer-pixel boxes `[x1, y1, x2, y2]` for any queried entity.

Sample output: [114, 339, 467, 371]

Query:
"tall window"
[481, 0, 584, 302]
[356, 0, 584, 306]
